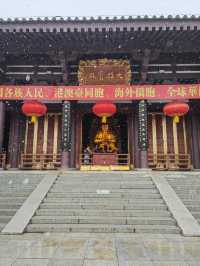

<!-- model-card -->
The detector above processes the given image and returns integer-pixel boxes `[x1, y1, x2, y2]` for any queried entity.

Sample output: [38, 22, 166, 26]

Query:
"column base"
[61, 151, 70, 170]
[135, 168, 152, 172]
[140, 150, 149, 169]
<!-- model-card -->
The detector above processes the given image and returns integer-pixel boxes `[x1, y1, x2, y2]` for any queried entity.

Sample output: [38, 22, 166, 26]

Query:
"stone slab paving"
[0, 233, 199, 265]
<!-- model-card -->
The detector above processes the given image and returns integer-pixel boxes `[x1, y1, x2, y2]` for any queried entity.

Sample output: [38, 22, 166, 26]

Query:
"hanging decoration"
[21, 100, 47, 123]
[138, 100, 148, 151]
[163, 101, 189, 123]
[92, 102, 117, 124]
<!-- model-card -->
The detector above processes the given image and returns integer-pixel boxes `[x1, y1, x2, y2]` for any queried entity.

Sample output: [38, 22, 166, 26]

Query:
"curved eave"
[1, 15, 200, 32]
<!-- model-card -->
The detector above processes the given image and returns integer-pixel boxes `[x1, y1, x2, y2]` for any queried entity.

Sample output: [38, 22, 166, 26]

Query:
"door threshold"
[80, 165, 130, 171]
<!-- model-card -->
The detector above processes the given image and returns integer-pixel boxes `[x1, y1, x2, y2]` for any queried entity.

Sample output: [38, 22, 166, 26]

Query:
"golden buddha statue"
[94, 124, 117, 153]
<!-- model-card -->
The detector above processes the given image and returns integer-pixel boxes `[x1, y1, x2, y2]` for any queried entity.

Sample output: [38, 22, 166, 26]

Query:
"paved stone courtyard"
[0, 233, 200, 265]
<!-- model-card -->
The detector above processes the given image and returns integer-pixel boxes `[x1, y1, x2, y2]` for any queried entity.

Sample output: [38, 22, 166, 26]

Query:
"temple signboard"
[0, 84, 200, 100]
[78, 59, 131, 85]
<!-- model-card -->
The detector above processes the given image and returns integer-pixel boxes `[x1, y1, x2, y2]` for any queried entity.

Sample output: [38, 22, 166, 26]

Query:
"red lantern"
[22, 100, 47, 123]
[92, 102, 117, 123]
[163, 101, 189, 123]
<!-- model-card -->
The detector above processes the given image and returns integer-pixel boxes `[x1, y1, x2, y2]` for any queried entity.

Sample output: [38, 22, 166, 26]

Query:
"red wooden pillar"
[61, 101, 72, 170]
[190, 112, 200, 169]
[8, 110, 23, 169]
[0, 102, 5, 152]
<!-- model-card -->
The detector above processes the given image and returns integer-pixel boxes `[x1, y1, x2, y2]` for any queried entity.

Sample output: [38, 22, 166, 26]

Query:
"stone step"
[52, 184, 156, 189]
[36, 209, 171, 217]
[186, 206, 200, 212]
[0, 184, 41, 187]
[58, 178, 152, 183]
[31, 216, 176, 225]
[0, 209, 18, 216]
[0, 203, 22, 209]
[177, 195, 200, 200]
[47, 192, 161, 199]
[40, 203, 167, 210]
[173, 189, 200, 193]
[0, 223, 5, 231]
[0, 215, 12, 223]
[50, 188, 158, 193]
[183, 200, 200, 205]
[56, 180, 154, 185]
[191, 212, 200, 219]
[59, 174, 151, 178]
[172, 185, 200, 190]
[0, 179, 41, 183]
[23, 172, 181, 234]
[0, 192, 30, 197]
[0, 197, 26, 204]
[26, 224, 180, 234]
[183, 202, 200, 207]
[0, 188, 33, 194]
[170, 184, 200, 187]
[0, 185, 35, 188]
[44, 198, 164, 204]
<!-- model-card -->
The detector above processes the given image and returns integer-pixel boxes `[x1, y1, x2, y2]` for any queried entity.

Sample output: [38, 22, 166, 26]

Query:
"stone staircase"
[0, 172, 43, 231]
[167, 172, 200, 224]
[26, 172, 180, 233]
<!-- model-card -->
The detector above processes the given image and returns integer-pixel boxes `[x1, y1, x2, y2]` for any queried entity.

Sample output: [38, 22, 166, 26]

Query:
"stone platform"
[0, 232, 199, 265]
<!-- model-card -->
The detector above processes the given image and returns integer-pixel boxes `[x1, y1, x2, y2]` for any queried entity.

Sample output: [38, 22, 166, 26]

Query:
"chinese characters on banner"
[0, 84, 200, 100]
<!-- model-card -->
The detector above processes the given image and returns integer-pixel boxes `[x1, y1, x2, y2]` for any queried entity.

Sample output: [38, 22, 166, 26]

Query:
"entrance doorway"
[80, 113, 130, 170]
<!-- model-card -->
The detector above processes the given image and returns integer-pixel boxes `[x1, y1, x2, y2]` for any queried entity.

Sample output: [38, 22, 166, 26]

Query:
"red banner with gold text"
[0, 84, 200, 100]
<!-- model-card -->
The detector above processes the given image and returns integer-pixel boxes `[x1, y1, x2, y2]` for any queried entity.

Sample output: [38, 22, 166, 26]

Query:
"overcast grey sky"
[0, 0, 199, 18]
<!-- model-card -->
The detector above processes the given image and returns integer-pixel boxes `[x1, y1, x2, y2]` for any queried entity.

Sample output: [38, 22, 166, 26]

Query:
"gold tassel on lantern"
[31, 115, 37, 124]
[173, 115, 180, 123]
[102, 116, 107, 124]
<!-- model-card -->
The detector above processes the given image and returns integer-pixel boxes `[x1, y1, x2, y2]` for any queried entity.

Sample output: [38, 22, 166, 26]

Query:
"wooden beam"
[58, 51, 68, 84]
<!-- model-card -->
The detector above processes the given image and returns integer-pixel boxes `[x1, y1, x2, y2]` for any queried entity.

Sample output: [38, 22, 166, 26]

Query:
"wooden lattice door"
[21, 113, 62, 169]
[148, 113, 192, 170]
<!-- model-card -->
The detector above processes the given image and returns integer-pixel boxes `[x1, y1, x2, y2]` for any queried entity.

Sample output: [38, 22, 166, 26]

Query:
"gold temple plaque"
[78, 59, 131, 85]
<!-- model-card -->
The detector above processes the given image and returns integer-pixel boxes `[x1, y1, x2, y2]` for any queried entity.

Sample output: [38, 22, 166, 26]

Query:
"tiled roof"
[0, 14, 200, 23]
